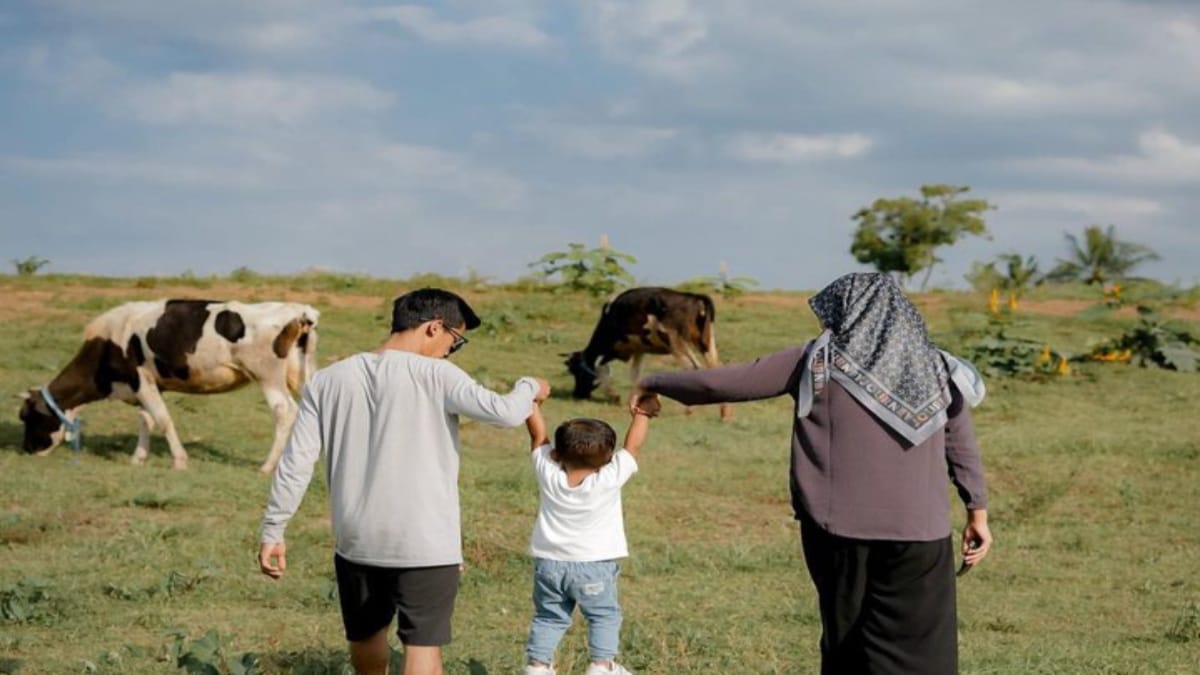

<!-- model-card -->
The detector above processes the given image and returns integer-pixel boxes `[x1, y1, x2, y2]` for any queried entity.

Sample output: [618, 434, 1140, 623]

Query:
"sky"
[2, 0, 1198, 290]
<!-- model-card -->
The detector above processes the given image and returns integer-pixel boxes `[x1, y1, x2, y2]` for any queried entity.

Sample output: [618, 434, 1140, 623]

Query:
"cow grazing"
[565, 287, 732, 420]
[18, 299, 319, 473]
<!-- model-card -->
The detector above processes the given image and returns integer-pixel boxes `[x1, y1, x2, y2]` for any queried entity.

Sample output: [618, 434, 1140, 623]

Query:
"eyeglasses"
[419, 317, 469, 355]
[443, 323, 469, 355]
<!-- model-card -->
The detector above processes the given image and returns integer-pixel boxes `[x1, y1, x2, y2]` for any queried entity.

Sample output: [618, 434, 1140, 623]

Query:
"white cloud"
[1010, 129, 1200, 184]
[21, 41, 124, 99]
[725, 132, 874, 162]
[584, 0, 716, 80]
[362, 4, 550, 49]
[238, 21, 325, 52]
[925, 73, 1152, 115]
[124, 72, 394, 127]
[0, 154, 262, 189]
[991, 191, 1164, 221]
[524, 122, 680, 159]
[0, 132, 526, 210]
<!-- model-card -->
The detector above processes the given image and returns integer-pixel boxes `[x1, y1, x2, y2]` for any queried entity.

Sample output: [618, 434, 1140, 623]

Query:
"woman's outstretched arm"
[635, 344, 809, 408]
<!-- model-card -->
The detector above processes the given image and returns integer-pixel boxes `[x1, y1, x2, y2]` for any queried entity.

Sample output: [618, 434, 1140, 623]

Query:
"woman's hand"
[961, 509, 992, 569]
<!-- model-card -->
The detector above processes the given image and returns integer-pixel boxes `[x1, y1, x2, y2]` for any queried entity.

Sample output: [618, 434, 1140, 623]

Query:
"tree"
[850, 184, 992, 290]
[528, 236, 637, 296]
[11, 256, 50, 276]
[965, 253, 1040, 295]
[1046, 224, 1160, 285]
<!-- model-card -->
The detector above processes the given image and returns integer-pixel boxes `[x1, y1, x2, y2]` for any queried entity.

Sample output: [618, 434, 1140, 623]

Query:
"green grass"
[1, 276, 1198, 674]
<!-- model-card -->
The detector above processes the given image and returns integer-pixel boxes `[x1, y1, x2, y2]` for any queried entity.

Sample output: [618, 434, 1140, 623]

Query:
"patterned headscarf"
[796, 272, 983, 446]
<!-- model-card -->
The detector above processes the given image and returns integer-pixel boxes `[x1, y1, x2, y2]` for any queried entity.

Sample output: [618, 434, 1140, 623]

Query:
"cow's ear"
[16, 391, 30, 401]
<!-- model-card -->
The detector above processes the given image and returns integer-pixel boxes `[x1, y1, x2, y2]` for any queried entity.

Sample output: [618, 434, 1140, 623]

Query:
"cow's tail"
[697, 294, 720, 366]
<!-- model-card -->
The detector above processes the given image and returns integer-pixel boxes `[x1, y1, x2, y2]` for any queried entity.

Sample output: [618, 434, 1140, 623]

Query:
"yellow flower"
[1057, 356, 1071, 375]
[1008, 291, 1018, 311]
[988, 288, 1000, 314]
[1038, 345, 1052, 365]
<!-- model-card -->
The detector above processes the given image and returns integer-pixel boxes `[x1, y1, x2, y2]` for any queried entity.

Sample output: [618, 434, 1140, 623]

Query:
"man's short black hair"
[391, 288, 481, 333]
[554, 418, 618, 470]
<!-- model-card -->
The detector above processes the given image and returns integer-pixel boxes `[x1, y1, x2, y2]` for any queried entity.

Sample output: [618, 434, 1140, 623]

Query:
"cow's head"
[17, 390, 72, 454]
[564, 351, 606, 399]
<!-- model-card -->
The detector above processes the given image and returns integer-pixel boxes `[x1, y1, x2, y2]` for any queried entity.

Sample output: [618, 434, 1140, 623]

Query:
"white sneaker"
[585, 662, 632, 675]
[525, 664, 556, 675]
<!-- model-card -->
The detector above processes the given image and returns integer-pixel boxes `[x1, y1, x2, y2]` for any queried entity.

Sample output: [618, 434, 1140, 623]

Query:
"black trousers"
[800, 518, 958, 675]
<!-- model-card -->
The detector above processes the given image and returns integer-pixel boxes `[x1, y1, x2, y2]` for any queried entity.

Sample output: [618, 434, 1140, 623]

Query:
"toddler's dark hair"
[554, 418, 618, 470]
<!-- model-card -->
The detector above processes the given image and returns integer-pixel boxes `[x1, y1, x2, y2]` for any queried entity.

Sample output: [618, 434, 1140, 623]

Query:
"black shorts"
[333, 554, 461, 645]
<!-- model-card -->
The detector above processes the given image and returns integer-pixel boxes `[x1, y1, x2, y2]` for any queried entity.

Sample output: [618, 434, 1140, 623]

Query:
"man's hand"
[526, 400, 550, 450]
[259, 542, 287, 579]
[961, 509, 992, 570]
[532, 377, 551, 403]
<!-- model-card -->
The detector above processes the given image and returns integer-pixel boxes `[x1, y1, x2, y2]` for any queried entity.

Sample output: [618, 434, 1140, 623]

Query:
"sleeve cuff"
[515, 376, 539, 396]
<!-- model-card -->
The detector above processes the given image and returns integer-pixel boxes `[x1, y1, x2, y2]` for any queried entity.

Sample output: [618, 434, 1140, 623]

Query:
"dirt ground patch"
[1020, 298, 1200, 321]
[0, 283, 391, 321]
[733, 293, 810, 308]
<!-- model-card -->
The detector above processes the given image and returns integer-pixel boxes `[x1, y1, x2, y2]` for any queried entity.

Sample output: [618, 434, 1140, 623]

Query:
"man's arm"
[526, 402, 550, 451]
[622, 394, 659, 461]
[259, 383, 322, 579]
[444, 365, 549, 427]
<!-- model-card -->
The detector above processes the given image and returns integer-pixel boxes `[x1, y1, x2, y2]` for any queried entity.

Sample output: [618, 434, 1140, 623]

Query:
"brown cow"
[564, 287, 732, 419]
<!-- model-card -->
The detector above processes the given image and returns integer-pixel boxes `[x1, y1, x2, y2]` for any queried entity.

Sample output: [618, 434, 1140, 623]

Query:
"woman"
[633, 272, 992, 674]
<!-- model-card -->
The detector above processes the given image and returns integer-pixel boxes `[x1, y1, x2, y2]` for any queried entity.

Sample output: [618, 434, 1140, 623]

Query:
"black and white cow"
[565, 287, 732, 419]
[18, 299, 319, 472]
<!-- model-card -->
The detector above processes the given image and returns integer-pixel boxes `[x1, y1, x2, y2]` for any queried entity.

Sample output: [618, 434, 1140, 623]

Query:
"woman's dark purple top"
[640, 343, 988, 541]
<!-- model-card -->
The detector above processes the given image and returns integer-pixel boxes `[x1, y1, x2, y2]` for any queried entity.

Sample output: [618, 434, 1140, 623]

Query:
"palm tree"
[1046, 225, 1159, 285]
[997, 253, 1040, 292]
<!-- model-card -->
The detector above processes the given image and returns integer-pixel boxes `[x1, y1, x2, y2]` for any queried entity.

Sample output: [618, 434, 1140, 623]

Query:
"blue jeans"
[526, 558, 622, 663]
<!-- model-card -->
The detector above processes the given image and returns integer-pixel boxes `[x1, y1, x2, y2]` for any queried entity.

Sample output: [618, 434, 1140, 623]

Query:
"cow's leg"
[137, 385, 189, 470]
[131, 408, 155, 465]
[626, 353, 645, 410]
[258, 382, 298, 474]
[596, 363, 618, 402]
[667, 337, 706, 417]
[701, 333, 734, 421]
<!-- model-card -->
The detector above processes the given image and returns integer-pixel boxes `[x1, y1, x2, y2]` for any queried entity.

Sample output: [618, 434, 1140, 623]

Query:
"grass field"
[1, 274, 1198, 674]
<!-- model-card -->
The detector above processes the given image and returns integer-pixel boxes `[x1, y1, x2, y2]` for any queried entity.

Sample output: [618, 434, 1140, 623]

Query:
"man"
[259, 288, 550, 675]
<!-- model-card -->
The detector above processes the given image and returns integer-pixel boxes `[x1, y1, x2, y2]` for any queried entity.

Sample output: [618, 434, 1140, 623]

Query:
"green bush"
[528, 242, 637, 296]
[1086, 305, 1200, 372]
[11, 256, 50, 276]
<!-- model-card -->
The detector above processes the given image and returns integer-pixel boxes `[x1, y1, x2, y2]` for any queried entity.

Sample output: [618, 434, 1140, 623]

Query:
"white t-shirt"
[529, 444, 639, 562]
[261, 350, 538, 567]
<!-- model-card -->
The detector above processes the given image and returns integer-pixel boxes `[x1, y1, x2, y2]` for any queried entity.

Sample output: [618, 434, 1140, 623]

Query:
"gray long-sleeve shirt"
[260, 350, 539, 566]
[641, 344, 988, 542]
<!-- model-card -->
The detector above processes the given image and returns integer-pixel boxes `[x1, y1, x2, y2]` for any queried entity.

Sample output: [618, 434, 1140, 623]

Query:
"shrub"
[678, 263, 759, 298]
[11, 256, 50, 276]
[1086, 305, 1200, 372]
[528, 241, 637, 296]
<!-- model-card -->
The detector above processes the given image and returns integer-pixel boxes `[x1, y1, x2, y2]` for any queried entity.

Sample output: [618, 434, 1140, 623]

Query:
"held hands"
[259, 541, 287, 579]
[631, 392, 661, 418]
[628, 382, 660, 418]
[532, 377, 551, 404]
